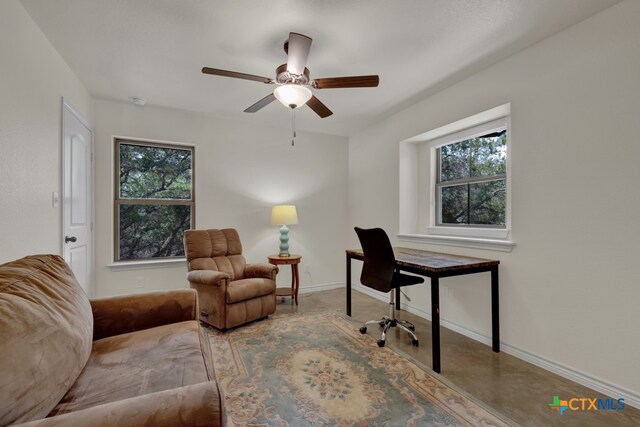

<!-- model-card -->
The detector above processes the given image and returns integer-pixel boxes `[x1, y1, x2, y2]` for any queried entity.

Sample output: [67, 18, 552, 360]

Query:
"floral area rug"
[207, 312, 515, 427]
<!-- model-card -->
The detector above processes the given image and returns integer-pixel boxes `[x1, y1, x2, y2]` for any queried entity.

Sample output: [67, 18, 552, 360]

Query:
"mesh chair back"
[354, 227, 396, 293]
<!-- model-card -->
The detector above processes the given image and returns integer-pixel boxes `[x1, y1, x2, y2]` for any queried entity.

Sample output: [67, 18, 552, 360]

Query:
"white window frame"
[398, 104, 515, 252]
[431, 117, 508, 233]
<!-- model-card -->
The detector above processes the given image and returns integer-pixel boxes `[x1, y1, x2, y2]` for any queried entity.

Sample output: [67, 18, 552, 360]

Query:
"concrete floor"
[273, 288, 640, 427]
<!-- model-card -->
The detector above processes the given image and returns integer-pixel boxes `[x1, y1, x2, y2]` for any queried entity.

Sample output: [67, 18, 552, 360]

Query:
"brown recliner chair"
[184, 228, 277, 330]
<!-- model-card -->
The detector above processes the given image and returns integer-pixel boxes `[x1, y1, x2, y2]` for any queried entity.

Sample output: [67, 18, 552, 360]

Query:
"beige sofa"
[0, 255, 225, 427]
[184, 228, 277, 330]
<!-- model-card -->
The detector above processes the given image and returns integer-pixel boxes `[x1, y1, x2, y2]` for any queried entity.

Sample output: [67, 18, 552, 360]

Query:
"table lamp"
[271, 205, 298, 257]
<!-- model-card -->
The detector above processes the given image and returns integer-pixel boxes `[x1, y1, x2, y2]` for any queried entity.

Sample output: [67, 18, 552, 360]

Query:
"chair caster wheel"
[412, 339, 419, 347]
[359, 326, 367, 334]
[408, 325, 415, 331]
[377, 339, 385, 347]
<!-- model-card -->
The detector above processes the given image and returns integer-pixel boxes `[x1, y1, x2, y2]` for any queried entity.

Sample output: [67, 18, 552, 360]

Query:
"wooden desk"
[346, 247, 499, 373]
[268, 254, 301, 305]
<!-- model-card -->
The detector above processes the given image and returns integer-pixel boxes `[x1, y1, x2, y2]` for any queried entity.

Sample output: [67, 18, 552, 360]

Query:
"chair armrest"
[13, 382, 225, 427]
[187, 270, 230, 286]
[244, 263, 279, 280]
[90, 289, 198, 340]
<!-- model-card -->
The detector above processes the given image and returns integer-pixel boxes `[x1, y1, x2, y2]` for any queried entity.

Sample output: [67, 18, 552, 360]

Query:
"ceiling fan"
[202, 32, 379, 118]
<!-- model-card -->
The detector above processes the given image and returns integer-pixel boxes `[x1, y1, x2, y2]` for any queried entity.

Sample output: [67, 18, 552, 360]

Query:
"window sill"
[427, 226, 508, 239]
[397, 233, 515, 252]
[107, 258, 187, 270]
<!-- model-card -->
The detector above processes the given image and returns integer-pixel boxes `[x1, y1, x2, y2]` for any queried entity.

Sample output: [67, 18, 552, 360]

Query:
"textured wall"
[0, 0, 93, 263]
[92, 100, 348, 297]
[348, 0, 640, 400]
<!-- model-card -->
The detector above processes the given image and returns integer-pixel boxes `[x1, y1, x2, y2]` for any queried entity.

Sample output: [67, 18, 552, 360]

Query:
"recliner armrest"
[90, 289, 198, 340]
[187, 270, 230, 286]
[244, 263, 278, 280]
[13, 382, 225, 427]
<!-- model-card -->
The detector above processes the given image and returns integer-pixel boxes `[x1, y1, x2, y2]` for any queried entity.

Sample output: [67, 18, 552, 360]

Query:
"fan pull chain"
[291, 109, 296, 146]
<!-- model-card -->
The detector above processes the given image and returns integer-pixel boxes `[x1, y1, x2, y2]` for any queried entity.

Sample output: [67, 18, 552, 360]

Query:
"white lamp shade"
[271, 205, 298, 225]
[273, 84, 312, 109]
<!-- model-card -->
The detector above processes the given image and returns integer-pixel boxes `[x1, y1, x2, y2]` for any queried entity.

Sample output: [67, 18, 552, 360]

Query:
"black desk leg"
[346, 255, 352, 317]
[431, 277, 441, 373]
[491, 266, 500, 352]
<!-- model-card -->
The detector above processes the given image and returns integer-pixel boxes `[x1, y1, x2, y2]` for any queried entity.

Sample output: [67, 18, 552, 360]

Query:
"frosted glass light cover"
[273, 85, 312, 108]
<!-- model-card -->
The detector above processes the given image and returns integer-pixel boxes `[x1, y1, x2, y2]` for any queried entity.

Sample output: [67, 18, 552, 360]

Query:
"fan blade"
[202, 67, 273, 84]
[286, 33, 312, 76]
[244, 93, 277, 113]
[307, 95, 333, 118]
[312, 75, 379, 89]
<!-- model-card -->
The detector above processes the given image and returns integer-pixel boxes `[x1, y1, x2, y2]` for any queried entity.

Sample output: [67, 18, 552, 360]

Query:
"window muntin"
[115, 140, 195, 261]
[436, 129, 506, 227]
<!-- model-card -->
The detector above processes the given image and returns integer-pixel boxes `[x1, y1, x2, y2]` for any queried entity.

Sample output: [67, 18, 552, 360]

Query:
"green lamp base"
[279, 224, 291, 257]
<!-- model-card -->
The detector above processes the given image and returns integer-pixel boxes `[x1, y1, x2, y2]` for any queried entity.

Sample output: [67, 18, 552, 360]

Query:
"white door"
[62, 100, 93, 296]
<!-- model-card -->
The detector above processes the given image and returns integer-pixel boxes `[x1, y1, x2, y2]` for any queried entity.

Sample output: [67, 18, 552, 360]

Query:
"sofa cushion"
[226, 278, 276, 304]
[50, 320, 212, 415]
[185, 229, 243, 259]
[185, 229, 246, 279]
[212, 255, 246, 280]
[0, 255, 93, 425]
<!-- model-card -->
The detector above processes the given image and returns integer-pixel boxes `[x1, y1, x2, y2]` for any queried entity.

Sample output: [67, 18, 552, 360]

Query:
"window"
[398, 104, 514, 251]
[114, 139, 195, 261]
[436, 128, 506, 227]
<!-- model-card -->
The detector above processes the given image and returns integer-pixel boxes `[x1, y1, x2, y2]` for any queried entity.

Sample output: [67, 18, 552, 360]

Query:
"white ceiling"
[21, 0, 619, 136]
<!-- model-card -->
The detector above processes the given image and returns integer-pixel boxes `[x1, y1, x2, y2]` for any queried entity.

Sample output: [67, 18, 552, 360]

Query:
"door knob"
[65, 236, 77, 243]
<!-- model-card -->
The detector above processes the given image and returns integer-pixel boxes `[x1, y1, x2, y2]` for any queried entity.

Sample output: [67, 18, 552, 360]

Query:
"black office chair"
[354, 227, 423, 347]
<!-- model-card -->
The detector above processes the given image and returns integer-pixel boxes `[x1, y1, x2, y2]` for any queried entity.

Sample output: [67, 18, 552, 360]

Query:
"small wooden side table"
[268, 254, 301, 305]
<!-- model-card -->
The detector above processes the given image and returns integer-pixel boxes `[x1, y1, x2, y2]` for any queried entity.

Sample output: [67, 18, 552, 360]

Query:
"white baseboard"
[299, 282, 344, 294]
[500, 342, 640, 409]
[349, 283, 640, 409]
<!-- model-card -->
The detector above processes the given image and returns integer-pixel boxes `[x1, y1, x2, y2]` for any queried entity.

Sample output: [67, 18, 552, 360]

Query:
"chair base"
[359, 291, 419, 347]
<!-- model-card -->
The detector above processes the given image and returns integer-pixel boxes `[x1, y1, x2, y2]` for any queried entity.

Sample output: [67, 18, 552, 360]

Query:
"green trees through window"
[437, 130, 506, 226]
[115, 141, 194, 261]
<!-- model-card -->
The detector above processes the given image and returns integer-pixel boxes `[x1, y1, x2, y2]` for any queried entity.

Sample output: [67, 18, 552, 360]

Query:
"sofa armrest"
[244, 263, 278, 280]
[187, 270, 230, 286]
[13, 382, 225, 427]
[90, 289, 198, 340]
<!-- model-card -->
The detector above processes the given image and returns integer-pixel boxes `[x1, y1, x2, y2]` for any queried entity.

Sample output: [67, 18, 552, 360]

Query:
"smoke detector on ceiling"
[132, 97, 147, 107]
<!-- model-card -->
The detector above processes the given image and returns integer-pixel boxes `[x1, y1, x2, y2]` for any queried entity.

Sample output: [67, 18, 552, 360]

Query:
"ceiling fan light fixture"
[274, 84, 312, 109]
